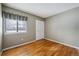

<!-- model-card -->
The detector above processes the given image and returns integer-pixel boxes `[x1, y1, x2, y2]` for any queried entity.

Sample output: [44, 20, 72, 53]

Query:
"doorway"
[36, 20, 44, 40]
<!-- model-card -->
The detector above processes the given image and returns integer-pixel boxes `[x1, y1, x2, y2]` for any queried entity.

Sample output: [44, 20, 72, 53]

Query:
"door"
[36, 20, 44, 40]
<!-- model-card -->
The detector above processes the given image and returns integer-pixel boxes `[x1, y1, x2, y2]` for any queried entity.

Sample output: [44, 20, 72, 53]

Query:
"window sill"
[5, 32, 27, 35]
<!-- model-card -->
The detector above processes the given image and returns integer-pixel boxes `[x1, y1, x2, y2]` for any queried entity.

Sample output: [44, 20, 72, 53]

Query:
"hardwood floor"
[0, 51, 2, 56]
[2, 39, 79, 56]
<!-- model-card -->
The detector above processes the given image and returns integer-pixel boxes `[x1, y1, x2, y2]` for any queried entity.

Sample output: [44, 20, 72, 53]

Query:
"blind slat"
[2, 12, 27, 21]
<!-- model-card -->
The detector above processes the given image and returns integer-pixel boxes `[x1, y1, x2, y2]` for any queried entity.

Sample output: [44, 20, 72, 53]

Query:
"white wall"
[0, 4, 2, 51]
[2, 6, 44, 49]
[45, 7, 79, 47]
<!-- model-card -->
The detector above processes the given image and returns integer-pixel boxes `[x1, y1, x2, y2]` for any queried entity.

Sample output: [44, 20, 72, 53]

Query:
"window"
[6, 18, 17, 33]
[18, 20, 27, 32]
[3, 12, 27, 33]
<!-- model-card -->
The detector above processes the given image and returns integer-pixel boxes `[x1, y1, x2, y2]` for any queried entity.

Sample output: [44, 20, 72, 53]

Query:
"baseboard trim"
[3, 38, 79, 51]
[45, 38, 79, 50]
[3, 39, 41, 51]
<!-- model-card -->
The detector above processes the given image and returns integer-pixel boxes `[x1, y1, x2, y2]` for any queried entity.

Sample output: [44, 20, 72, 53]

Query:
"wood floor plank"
[0, 51, 2, 56]
[2, 39, 79, 56]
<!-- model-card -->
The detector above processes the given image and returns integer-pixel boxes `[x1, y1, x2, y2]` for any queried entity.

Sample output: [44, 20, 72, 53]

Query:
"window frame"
[3, 12, 27, 34]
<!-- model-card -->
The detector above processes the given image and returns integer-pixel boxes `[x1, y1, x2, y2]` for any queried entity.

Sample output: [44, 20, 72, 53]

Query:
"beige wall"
[45, 7, 79, 47]
[2, 6, 44, 49]
[0, 4, 2, 51]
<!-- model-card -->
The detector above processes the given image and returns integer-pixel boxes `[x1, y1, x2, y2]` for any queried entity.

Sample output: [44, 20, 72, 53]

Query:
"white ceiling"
[3, 3, 79, 18]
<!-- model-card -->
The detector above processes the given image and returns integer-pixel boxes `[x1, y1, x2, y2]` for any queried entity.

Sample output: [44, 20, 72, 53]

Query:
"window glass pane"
[18, 20, 27, 32]
[6, 19, 17, 33]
